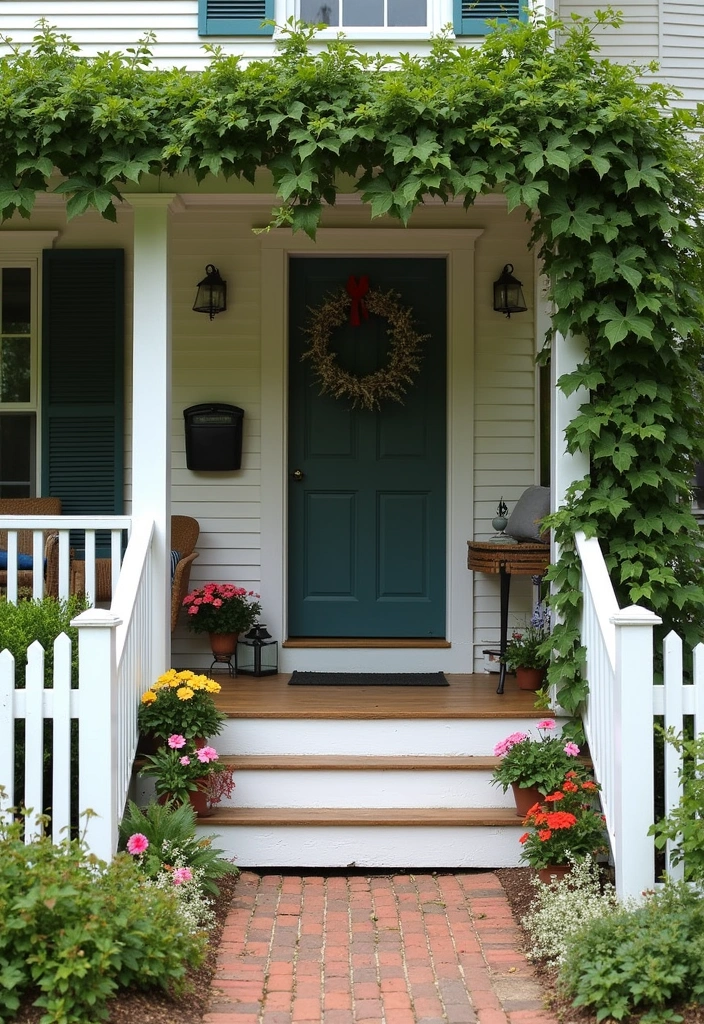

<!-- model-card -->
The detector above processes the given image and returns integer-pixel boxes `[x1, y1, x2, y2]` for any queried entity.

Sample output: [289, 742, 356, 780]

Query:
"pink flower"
[188, 605, 199, 615]
[564, 742, 580, 757]
[179, 756, 191, 766]
[493, 731, 529, 757]
[213, 598, 223, 608]
[168, 734, 186, 749]
[172, 867, 193, 885]
[197, 746, 219, 763]
[202, 593, 214, 603]
[537, 719, 556, 730]
[126, 833, 149, 855]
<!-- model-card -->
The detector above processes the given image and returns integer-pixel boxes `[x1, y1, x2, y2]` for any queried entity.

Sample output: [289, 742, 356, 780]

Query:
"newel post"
[611, 604, 662, 900]
[73, 608, 122, 862]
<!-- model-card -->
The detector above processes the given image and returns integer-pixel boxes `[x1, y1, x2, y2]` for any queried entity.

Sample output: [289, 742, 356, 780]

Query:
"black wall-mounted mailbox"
[184, 403, 244, 471]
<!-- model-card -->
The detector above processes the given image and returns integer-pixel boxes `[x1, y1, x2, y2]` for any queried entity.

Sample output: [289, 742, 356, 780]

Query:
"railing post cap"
[610, 604, 662, 627]
[71, 608, 123, 629]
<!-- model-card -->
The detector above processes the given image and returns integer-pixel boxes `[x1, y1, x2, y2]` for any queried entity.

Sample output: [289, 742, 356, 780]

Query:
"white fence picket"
[0, 650, 15, 816]
[51, 633, 73, 845]
[24, 642, 45, 843]
[662, 631, 685, 882]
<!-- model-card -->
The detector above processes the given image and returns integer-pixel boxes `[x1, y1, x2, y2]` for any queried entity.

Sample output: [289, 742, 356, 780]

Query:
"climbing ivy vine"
[1, 15, 704, 713]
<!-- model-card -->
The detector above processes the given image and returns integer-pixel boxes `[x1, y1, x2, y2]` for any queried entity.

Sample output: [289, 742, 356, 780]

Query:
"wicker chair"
[69, 514, 199, 634]
[0, 497, 62, 596]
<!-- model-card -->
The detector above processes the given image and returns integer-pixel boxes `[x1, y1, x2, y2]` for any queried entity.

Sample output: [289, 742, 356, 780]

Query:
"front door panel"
[288, 257, 446, 637]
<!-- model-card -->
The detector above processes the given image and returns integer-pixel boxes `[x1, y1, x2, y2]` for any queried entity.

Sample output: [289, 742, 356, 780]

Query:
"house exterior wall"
[1, 195, 537, 672]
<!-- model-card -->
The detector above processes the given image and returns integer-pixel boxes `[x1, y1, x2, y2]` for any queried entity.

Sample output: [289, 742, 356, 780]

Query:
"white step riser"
[196, 823, 526, 868]
[216, 717, 542, 757]
[223, 769, 516, 809]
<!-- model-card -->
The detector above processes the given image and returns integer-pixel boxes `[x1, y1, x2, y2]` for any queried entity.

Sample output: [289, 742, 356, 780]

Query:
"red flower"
[545, 811, 578, 829]
[563, 781, 578, 793]
[525, 802, 542, 818]
[544, 792, 564, 802]
[565, 770, 578, 779]
[538, 829, 553, 841]
[582, 781, 597, 791]
[519, 832, 529, 844]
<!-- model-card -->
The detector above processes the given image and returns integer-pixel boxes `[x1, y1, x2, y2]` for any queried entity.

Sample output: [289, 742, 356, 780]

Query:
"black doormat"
[288, 671, 449, 686]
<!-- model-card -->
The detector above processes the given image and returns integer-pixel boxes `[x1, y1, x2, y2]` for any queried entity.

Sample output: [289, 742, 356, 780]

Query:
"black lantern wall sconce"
[493, 264, 528, 318]
[193, 264, 227, 320]
[237, 624, 279, 677]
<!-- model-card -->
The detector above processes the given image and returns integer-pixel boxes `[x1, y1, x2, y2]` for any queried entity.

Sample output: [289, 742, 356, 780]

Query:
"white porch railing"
[576, 530, 704, 899]
[1, 514, 132, 605]
[0, 517, 156, 861]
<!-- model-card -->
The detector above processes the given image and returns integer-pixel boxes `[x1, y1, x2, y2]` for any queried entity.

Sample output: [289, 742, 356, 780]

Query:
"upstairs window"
[300, 0, 427, 26]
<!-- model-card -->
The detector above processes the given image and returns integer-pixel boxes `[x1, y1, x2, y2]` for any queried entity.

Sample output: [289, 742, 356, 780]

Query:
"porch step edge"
[219, 754, 502, 770]
[201, 806, 521, 827]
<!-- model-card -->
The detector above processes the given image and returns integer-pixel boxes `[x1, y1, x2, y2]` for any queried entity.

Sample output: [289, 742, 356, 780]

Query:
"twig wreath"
[301, 280, 429, 410]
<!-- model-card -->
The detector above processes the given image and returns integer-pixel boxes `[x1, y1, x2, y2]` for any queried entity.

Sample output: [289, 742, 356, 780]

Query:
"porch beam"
[129, 195, 178, 678]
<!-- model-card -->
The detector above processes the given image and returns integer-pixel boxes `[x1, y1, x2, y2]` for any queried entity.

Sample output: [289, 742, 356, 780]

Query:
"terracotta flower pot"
[157, 781, 214, 818]
[537, 864, 571, 885]
[515, 667, 546, 691]
[511, 783, 543, 818]
[209, 632, 238, 658]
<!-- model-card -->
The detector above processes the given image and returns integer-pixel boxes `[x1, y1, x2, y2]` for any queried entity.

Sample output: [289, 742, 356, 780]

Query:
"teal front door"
[288, 257, 447, 638]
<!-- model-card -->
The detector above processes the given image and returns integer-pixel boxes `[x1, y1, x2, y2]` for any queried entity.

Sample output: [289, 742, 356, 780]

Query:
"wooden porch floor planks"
[210, 672, 546, 719]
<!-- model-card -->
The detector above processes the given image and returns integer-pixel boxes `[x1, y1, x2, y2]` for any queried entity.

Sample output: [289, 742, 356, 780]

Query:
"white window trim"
[283, 0, 450, 37]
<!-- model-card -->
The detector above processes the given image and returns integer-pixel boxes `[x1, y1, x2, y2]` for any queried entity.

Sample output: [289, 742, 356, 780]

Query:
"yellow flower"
[177, 670, 195, 681]
[151, 680, 167, 690]
[190, 678, 207, 691]
[205, 680, 221, 694]
[140, 690, 157, 704]
[176, 687, 195, 701]
[169, 678, 182, 688]
[157, 670, 177, 684]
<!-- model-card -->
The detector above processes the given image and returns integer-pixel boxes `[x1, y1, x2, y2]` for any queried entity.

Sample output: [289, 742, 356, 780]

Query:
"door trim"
[260, 228, 483, 672]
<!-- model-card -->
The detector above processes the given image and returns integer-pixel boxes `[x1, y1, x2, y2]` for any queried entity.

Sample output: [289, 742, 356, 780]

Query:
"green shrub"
[0, 810, 205, 1024]
[119, 800, 238, 896]
[650, 728, 704, 883]
[559, 882, 704, 1022]
[0, 595, 88, 688]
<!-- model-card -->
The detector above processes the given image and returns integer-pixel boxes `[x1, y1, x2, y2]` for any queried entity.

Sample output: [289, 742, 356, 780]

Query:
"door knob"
[292, 469, 305, 481]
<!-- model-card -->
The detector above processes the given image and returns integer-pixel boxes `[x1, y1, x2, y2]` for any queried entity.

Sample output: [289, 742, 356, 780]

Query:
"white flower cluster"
[143, 840, 215, 933]
[522, 856, 619, 966]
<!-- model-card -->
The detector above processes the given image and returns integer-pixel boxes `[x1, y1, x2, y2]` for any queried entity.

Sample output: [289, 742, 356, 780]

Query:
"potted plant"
[492, 719, 587, 816]
[183, 583, 262, 659]
[138, 669, 226, 743]
[139, 735, 235, 817]
[502, 604, 550, 690]
[519, 772, 608, 883]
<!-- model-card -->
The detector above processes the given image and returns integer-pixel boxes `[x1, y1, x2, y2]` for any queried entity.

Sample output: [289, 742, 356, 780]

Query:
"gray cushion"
[505, 486, 550, 543]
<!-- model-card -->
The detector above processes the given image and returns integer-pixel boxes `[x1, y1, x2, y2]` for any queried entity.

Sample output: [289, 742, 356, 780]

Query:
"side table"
[467, 541, 550, 694]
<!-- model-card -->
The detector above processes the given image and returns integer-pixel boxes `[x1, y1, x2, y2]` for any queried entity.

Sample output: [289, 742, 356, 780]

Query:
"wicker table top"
[467, 541, 550, 576]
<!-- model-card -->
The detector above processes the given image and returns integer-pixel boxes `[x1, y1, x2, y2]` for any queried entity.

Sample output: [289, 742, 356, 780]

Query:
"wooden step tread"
[220, 755, 501, 771]
[202, 807, 522, 827]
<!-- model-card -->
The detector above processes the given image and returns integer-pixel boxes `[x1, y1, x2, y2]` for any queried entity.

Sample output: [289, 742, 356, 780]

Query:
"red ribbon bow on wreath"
[346, 275, 370, 327]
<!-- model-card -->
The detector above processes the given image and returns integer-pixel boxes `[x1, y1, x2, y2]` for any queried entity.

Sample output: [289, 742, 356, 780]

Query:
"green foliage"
[559, 882, 704, 1022]
[503, 624, 550, 671]
[119, 799, 238, 896]
[0, 595, 88, 687]
[650, 728, 704, 882]
[522, 855, 619, 966]
[0, 809, 205, 1024]
[491, 720, 585, 793]
[139, 739, 233, 807]
[1, 14, 703, 710]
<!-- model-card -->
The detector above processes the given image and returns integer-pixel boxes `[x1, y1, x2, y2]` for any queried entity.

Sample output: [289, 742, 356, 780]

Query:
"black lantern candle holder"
[236, 623, 279, 676]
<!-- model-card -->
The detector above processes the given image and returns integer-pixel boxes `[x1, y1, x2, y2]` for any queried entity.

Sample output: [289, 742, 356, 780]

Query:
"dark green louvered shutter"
[41, 250, 124, 532]
[198, 0, 275, 35]
[453, 0, 525, 35]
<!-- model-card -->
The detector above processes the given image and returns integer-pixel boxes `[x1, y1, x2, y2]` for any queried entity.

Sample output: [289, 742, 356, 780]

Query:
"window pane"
[1, 337, 31, 402]
[0, 413, 34, 496]
[2, 268, 31, 334]
[301, 0, 339, 23]
[343, 0, 384, 24]
[388, 0, 426, 24]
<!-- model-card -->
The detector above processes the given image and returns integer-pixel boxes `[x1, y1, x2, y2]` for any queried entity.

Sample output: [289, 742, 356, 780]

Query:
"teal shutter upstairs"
[453, 0, 525, 35]
[198, 0, 275, 35]
[41, 250, 124, 533]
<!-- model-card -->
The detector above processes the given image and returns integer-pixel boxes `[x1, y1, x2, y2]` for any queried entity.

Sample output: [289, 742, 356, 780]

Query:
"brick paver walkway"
[204, 872, 558, 1024]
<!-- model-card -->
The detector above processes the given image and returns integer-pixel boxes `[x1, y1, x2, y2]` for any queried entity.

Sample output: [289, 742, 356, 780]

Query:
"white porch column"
[129, 195, 179, 678]
[550, 331, 590, 545]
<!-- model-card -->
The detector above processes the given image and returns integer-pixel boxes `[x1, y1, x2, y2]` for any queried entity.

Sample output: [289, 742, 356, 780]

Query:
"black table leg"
[496, 564, 511, 695]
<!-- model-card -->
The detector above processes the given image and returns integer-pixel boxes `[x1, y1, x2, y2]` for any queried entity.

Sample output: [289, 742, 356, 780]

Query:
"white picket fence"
[577, 530, 704, 899]
[0, 517, 156, 860]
